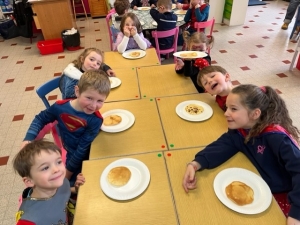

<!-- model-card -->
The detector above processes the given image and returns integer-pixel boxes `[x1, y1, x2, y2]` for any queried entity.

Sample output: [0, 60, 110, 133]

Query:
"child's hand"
[189, 2, 193, 8]
[287, 217, 300, 225]
[182, 164, 197, 193]
[133, 6, 138, 10]
[20, 140, 30, 150]
[130, 26, 137, 36]
[176, 3, 182, 9]
[195, 3, 200, 8]
[150, 4, 156, 8]
[75, 173, 85, 193]
[124, 27, 130, 37]
[175, 58, 184, 70]
[106, 69, 116, 77]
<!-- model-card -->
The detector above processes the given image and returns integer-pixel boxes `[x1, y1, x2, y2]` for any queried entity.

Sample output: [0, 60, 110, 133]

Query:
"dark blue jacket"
[194, 126, 300, 220]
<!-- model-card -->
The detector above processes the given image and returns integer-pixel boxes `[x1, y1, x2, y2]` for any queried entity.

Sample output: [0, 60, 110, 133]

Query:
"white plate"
[140, 21, 145, 26]
[177, 17, 184, 22]
[109, 77, 121, 89]
[137, 7, 151, 10]
[101, 109, 135, 132]
[122, 49, 146, 59]
[175, 100, 213, 122]
[173, 51, 207, 59]
[152, 21, 157, 26]
[100, 158, 151, 200]
[175, 10, 187, 15]
[213, 168, 272, 214]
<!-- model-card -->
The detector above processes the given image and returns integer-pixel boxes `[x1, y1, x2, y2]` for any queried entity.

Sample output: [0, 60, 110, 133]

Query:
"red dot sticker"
[161, 145, 165, 148]
[167, 153, 171, 156]
[135, 95, 139, 98]
[157, 98, 160, 101]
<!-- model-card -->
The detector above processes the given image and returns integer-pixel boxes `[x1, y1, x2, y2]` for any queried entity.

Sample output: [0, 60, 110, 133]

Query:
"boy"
[131, 0, 157, 9]
[197, 65, 233, 111]
[150, 0, 177, 57]
[114, 0, 130, 30]
[14, 140, 85, 225]
[21, 70, 111, 185]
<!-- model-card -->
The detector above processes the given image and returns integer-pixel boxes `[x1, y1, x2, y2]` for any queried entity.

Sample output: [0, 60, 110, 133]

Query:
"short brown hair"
[13, 140, 61, 178]
[197, 65, 228, 87]
[157, 0, 172, 9]
[77, 70, 111, 97]
[120, 13, 143, 34]
[114, 0, 130, 15]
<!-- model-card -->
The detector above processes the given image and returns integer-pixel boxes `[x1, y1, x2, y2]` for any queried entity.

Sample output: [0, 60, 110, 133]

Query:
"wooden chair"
[72, 0, 88, 21]
[106, 11, 119, 51]
[194, 18, 215, 54]
[151, 26, 179, 62]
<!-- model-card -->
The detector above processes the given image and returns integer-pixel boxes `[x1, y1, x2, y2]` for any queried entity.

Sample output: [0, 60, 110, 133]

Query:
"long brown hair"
[183, 31, 214, 51]
[120, 12, 143, 34]
[72, 48, 105, 71]
[231, 84, 300, 143]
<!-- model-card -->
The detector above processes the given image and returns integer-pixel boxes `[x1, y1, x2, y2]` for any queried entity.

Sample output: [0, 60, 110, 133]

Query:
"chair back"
[151, 26, 179, 62]
[194, 18, 215, 54]
[36, 76, 61, 108]
[106, 11, 118, 51]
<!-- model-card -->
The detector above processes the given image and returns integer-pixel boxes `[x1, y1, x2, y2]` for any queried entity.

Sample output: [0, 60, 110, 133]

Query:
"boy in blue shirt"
[21, 70, 110, 186]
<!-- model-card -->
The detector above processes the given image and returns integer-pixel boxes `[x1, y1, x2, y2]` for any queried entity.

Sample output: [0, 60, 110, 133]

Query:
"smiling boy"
[21, 70, 110, 186]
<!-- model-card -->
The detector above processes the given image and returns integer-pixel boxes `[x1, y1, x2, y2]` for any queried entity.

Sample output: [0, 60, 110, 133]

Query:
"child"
[150, 0, 177, 52]
[59, 47, 116, 99]
[131, 0, 157, 10]
[182, 0, 209, 33]
[197, 65, 233, 111]
[182, 84, 300, 223]
[113, 0, 130, 30]
[114, 12, 151, 53]
[21, 70, 110, 187]
[175, 31, 213, 93]
[14, 140, 85, 225]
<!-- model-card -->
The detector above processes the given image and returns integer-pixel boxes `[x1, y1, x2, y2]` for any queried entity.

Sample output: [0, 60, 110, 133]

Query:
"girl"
[175, 31, 213, 93]
[114, 12, 151, 53]
[59, 48, 115, 99]
[181, 0, 209, 33]
[182, 84, 300, 224]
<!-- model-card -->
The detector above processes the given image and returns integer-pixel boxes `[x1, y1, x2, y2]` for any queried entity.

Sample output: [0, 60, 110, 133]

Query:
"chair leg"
[72, 0, 77, 21]
[81, 0, 88, 20]
[289, 50, 299, 71]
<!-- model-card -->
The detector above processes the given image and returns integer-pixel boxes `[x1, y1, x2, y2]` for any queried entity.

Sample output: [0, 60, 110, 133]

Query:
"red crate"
[37, 38, 64, 55]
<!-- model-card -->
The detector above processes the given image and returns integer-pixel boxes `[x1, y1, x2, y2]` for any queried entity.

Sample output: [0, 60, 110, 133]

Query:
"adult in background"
[281, 0, 300, 30]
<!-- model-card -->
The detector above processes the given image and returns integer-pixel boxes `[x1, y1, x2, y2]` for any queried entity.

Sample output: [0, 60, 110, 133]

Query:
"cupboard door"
[89, 0, 107, 17]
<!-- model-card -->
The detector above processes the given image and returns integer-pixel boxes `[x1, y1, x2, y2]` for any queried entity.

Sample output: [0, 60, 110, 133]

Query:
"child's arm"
[195, 5, 209, 22]
[116, 31, 130, 53]
[150, 8, 160, 22]
[149, 0, 157, 7]
[184, 8, 192, 22]
[130, 0, 139, 9]
[70, 173, 85, 194]
[101, 63, 116, 77]
[133, 33, 148, 50]
[65, 118, 101, 176]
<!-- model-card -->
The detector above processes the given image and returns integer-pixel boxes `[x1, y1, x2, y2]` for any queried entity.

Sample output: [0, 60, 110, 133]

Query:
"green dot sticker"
[157, 153, 162, 157]
[150, 99, 153, 101]
[170, 144, 174, 148]
[143, 95, 147, 98]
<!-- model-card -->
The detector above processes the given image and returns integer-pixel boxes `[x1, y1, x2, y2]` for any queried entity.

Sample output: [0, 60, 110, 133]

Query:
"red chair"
[194, 18, 215, 54]
[151, 26, 179, 62]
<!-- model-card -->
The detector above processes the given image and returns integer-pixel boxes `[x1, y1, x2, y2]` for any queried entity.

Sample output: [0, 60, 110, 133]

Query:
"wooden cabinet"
[88, 0, 108, 17]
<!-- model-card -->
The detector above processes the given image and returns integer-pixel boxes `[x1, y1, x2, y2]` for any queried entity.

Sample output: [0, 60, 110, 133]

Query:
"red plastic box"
[37, 38, 64, 55]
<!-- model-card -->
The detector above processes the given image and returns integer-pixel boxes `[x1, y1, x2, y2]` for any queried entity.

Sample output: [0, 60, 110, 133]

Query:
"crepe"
[107, 166, 131, 187]
[225, 181, 254, 206]
[129, 51, 141, 57]
[140, 7, 149, 10]
[103, 115, 122, 126]
[180, 52, 198, 58]
[185, 104, 204, 115]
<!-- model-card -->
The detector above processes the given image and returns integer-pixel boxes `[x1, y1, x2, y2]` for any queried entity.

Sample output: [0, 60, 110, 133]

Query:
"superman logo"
[60, 113, 87, 132]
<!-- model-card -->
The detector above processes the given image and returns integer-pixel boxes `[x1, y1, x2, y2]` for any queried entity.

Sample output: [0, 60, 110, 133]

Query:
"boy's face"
[27, 150, 65, 190]
[82, 51, 102, 72]
[201, 71, 230, 96]
[75, 87, 107, 114]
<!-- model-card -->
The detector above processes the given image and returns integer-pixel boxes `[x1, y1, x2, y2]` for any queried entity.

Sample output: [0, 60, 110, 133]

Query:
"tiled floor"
[1, 1, 300, 224]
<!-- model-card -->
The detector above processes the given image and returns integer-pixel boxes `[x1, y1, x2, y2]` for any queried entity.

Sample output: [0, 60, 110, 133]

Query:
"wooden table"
[157, 93, 228, 150]
[74, 153, 178, 225]
[104, 48, 160, 69]
[90, 98, 167, 159]
[137, 64, 198, 98]
[165, 148, 286, 225]
[106, 67, 140, 102]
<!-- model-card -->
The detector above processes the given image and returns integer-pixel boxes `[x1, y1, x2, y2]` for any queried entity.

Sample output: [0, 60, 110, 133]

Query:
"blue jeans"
[284, 0, 300, 24]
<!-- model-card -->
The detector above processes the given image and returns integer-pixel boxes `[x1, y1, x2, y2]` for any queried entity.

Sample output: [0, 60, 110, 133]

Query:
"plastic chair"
[151, 26, 179, 63]
[194, 18, 215, 54]
[290, 5, 300, 40]
[36, 77, 66, 162]
[106, 11, 119, 51]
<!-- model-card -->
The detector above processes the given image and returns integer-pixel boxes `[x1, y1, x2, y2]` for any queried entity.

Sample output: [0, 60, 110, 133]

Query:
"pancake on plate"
[107, 166, 131, 187]
[225, 181, 254, 206]
[185, 104, 204, 115]
[180, 52, 197, 58]
[103, 115, 122, 126]
[129, 51, 141, 57]
[141, 7, 149, 10]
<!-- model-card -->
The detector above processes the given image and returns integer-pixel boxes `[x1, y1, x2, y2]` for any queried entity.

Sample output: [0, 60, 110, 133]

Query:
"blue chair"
[36, 76, 61, 108]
